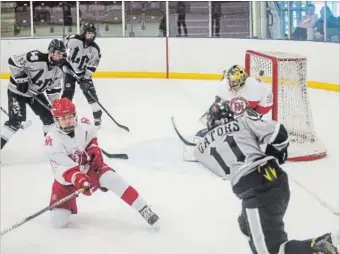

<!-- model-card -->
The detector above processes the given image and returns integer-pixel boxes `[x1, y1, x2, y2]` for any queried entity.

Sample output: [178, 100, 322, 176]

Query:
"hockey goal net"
[245, 50, 327, 162]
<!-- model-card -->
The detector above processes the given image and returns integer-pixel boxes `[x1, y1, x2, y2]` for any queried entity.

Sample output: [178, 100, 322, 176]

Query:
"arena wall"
[1, 38, 339, 92]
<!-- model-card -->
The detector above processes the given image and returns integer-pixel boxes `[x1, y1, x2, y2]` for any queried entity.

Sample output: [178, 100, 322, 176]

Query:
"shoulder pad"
[66, 34, 81, 41]
[26, 51, 48, 62]
[89, 42, 101, 57]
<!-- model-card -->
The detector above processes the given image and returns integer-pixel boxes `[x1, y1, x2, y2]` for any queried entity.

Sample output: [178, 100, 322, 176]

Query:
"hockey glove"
[73, 172, 92, 196]
[79, 78, 92, 93]
[63, 167, 92, 196]
[86, 138, 104, 170]
[14, 73, 29, 94]
[265, 144, 288, 165]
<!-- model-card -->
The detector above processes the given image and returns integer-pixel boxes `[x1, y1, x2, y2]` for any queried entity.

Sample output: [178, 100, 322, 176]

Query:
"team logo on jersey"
[45, 136, 53, 146]
[229, 97, 249, 116]
[70, 148, 88, 165]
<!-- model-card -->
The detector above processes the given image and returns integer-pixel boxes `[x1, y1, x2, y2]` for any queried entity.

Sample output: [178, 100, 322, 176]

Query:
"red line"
[165, 37, 169, 79]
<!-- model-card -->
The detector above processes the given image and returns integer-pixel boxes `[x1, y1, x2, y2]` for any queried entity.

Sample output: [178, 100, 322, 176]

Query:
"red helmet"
[51, 98, 76, 117]
[51, 98, 77, 133]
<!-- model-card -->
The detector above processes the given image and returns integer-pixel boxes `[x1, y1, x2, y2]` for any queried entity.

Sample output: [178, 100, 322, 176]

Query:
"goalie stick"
[171, 117, 196, 146]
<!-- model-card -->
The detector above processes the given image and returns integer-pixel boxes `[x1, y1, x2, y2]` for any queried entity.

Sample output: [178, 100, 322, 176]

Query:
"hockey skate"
[139, 205, 159, 226]
[311, 233, 339, 254]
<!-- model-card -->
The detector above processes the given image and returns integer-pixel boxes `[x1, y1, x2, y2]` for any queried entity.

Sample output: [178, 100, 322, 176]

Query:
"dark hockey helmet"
[207, 101, 234, 130]
[81, 22, 97, 44]
[48, 39, 66, 65]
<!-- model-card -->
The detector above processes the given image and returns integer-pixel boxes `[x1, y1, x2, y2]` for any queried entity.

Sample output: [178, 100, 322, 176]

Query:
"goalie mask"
[225, 65, 248, 92]
[51, 98, 78, 134]
[207, 101, 235, 130]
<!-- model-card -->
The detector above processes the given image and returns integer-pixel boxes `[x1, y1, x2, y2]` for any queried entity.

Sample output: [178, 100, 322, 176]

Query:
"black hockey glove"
[79, 78, 92, 93]
[14, 73, 29, 94]
[265, 144, 288, 165]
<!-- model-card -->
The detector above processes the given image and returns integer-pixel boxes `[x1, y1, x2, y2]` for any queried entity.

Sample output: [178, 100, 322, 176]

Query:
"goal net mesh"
[245, 50, 327, 161]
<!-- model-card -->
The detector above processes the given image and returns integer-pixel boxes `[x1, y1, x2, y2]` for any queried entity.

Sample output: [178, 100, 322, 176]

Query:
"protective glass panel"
[124, 1, 165, 37]
[79, 1, 122, 37]
[1, 1, 31, 37]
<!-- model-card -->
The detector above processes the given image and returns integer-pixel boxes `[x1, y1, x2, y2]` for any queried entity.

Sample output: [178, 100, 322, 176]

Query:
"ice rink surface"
[1, 78, 339, 254]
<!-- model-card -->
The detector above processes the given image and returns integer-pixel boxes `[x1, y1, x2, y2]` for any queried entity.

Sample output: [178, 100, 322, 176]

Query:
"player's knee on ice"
[50, 208, 71, 228]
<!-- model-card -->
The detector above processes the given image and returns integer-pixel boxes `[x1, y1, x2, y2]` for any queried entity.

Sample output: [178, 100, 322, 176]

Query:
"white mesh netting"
[246, 50, 327, 161]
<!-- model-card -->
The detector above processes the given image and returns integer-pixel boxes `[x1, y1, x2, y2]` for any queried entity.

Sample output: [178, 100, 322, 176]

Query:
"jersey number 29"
[210, 135, 246, 175]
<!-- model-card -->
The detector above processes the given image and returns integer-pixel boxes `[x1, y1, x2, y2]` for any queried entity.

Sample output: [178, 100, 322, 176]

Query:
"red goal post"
[245, 50, 327, 162]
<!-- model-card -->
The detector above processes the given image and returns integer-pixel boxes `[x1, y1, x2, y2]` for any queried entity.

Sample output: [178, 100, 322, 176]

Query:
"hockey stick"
[171, 117, 196, 146]
[62, 67, 130, 132]
[0, 106, 33, 129]
[101, 149, 128, 159]
[1, 188, 86, 236]
[87, 91, 130, 132]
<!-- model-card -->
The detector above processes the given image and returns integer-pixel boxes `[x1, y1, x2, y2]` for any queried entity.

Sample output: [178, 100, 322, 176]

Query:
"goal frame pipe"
[245, 50, 327, 162]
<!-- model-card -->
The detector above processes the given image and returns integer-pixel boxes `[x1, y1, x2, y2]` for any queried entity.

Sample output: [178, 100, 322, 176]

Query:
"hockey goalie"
[208, 64, 272, 119]
[185, 65, 274, 161]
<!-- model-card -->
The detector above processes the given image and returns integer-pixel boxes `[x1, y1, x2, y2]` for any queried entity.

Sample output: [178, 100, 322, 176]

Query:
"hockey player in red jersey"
[44, 98, 159, 228]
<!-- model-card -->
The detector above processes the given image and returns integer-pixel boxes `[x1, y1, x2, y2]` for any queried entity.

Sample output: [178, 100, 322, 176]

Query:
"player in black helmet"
[61, 22, 103, 127]
[193, 101, 339, 254]
[1, 39, 66, 150]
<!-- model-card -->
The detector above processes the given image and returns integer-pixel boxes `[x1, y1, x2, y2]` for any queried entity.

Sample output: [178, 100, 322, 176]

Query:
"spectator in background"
[314, 5, 340, 42]
[211, 1, 221, 37]
[63, 3, 73, 27]
[159, 10, 166, 37]
[292, 4, 318, 40]
[176, 1, 188, 37]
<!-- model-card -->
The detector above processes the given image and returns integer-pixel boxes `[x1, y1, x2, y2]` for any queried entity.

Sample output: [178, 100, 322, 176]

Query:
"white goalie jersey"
[216, 77, 273, 116]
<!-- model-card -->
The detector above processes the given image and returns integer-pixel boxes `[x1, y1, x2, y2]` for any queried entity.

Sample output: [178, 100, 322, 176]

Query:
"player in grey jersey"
[61, 22, 102, 127]
[1, 39, 66, 150]
[194, 101, 339, 254]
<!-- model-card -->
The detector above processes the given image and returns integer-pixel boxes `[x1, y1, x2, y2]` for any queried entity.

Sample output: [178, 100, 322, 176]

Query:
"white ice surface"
[1, 78, 339, 254]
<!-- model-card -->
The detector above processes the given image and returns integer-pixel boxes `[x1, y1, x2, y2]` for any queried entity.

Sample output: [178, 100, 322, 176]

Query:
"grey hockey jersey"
[194, 116, 288, 186]
[8, 50, 63, 101]
[64, 35, 101, 79]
